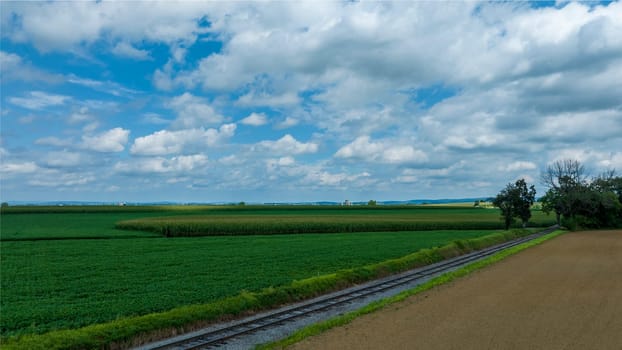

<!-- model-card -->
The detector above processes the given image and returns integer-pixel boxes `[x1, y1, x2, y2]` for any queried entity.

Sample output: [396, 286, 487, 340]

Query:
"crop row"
[116, 214, 555, 236]
[116, 218, 502, 236]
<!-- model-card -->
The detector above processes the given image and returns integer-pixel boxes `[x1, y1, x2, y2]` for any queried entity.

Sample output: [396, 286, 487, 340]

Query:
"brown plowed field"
[291, 230, 622, 350]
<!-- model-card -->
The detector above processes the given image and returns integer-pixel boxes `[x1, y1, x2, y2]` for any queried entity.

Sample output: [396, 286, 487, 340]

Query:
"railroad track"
[140, 225, 559, 350]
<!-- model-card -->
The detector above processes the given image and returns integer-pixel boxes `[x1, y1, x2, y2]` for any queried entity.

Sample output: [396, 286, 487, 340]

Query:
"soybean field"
[0, 205, 555, 348]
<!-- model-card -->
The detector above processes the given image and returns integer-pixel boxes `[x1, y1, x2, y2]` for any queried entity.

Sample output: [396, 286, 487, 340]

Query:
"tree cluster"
[493, 179, 537, 229]
[540, 160, 622, 229]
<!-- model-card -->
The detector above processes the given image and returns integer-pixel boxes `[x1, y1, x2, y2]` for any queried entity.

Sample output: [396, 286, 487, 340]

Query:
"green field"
[0, 205, 555, 347]
[116, 212, 506, 236]
[1, 205, 556, 240]
[116, 206, 555, 236]
[0, 206, 226, 240]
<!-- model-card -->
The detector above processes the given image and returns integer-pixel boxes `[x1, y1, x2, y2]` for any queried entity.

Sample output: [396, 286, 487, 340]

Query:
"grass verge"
[0, 229, 542, 350]
[258, 229, 566, 350]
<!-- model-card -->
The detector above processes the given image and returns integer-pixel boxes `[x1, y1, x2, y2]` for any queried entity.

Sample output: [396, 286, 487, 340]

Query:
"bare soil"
[291, 230, 622, 350]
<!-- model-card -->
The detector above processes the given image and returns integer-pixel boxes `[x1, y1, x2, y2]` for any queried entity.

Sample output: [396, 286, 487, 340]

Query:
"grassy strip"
[258, 229, 567, 350]
[0, 229, 537, 350]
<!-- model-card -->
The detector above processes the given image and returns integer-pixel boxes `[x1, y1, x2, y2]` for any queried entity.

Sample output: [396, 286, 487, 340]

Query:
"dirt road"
[290, 230, 622, 350]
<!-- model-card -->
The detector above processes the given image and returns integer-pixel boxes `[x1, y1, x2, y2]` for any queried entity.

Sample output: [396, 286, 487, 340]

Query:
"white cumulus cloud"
[82, 127, 130, 152]
[111, 41, 151, 60]
[499, 161, 538, 172]
[240, 112, 268, 126]
[130, 124, 236, 156]
[1, 1, 212, 52]
[255, 134, 318, 155]
[44, 151, 84, 168]
[276, 117, 299, 129]
[335, 136, 427, 164]
[168, 92, 224, 129]
[236, 91, 300, 107]
[0, 161, 39, 176]
[115, 154, 208, 174]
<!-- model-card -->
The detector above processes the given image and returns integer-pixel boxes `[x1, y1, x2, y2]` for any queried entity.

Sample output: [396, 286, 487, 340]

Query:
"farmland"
[115, 205, 556, 236]
[0, 205, 555, 348]
[2, 205, 556, 240]
[282, 230, 622, 350]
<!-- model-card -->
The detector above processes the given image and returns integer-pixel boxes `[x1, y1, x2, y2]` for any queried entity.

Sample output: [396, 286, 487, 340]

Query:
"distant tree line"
[493, 159, 622, 230]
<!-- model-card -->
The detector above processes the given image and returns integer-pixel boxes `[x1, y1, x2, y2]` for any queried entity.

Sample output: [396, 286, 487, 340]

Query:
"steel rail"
[143, 225, 559, 350]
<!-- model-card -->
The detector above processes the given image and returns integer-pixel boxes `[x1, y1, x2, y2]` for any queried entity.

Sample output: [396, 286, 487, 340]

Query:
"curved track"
[140, 226, 559, 350]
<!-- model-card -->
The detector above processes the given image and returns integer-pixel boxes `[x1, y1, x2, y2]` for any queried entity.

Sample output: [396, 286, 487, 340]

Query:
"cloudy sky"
[1, 1, 621, 203]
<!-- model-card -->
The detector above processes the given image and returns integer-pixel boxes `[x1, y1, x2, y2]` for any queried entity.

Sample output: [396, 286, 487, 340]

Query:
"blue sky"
[1, 1, 621, 203]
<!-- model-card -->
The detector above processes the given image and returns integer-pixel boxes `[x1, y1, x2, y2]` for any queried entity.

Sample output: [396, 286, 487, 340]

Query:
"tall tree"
[587, 171, 622, 227]
[493, 179, 537, 229]
[540, 159, 588, 222]
[540, 188, 563, 225]
[592, 170, 622, 204]
[540, 159, 587, 191]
